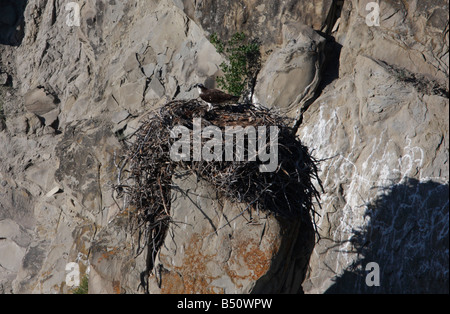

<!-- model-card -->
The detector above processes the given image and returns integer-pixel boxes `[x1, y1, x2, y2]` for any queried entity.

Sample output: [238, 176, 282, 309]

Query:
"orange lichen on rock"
[96, 247, 120, 264]
[160, 233, 219, 294]
[159, 271, 185, 294]
[112, 280, 121, 294]
[160, 230, 281, 293]
[232, 238, 273, 280]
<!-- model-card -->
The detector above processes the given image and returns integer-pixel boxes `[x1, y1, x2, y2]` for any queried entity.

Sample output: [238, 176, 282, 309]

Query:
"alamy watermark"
[169, 118, 279, 173]
[365, 262, 381, 287]
[65, 262, 80, 287]
[65, 253, 89, 288]
[65, 2, 80, 27]
[365, 2, 380, 27]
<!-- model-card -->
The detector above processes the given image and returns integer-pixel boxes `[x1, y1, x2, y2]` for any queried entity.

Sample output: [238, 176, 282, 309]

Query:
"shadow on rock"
[251, 213, 315, 294]
[0, 0, 27, 46]
[325, 177, 449, 294]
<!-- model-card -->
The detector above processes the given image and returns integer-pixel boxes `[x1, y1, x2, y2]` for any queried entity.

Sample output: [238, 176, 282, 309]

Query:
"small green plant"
[210, 32, 261, 98]
[71, 275, 89, 294]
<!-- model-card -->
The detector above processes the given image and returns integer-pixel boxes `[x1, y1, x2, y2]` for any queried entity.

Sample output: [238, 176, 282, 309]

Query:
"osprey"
[194, 84, 239, 107]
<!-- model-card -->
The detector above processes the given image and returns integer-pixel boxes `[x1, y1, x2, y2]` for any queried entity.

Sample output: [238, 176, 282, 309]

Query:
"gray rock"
[145, 78, 165, 100]
[5, 115, 28, 135]
[0, 238, 26, 276]
[142, 63, 156, 78]
[184, 0, 333, 51]
[0, 73, 8, 85]
[40, 108, 59, 129]
[89, 171, 314, 294]
[253, 24, 326, 119]
[111, 110, 130, 124]
[155, 172, 314, 294]
[0, 119, 5, 132]
[25, 113, 43, 135]
[113, 78, 146, 113]
[0, 0, 447, 294]
[24, 88, 58, 116]
[300, 0, 449, 292]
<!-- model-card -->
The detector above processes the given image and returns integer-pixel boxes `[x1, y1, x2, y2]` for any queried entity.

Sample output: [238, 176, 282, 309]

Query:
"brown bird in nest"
[194, 83, 240, 110]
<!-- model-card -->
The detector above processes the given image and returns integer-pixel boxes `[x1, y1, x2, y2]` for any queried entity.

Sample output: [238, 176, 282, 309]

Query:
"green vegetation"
[210, 32, 261, 98]
[71, 275, 89, 294]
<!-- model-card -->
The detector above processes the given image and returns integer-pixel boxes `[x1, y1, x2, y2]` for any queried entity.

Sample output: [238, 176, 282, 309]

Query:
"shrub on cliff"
[210, 32, 261, 100]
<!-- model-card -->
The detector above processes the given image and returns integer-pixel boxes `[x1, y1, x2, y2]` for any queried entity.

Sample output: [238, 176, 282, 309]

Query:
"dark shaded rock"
[183, 0, 333, 48]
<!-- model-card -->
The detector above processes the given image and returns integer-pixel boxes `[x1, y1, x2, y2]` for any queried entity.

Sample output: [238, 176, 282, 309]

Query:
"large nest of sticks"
[114, 99, 322, 276]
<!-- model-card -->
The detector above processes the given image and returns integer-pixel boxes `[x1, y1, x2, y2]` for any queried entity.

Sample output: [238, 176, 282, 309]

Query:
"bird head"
[193, 83, 206, 90]
[192, 83, 207, 95]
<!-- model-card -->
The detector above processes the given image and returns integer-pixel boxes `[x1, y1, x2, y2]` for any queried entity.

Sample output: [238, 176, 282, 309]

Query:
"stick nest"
[114, 99, 322, 278]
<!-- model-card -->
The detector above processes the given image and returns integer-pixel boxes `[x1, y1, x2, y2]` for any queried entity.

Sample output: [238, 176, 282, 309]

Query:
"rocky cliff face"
[1, 0, 448, 294]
